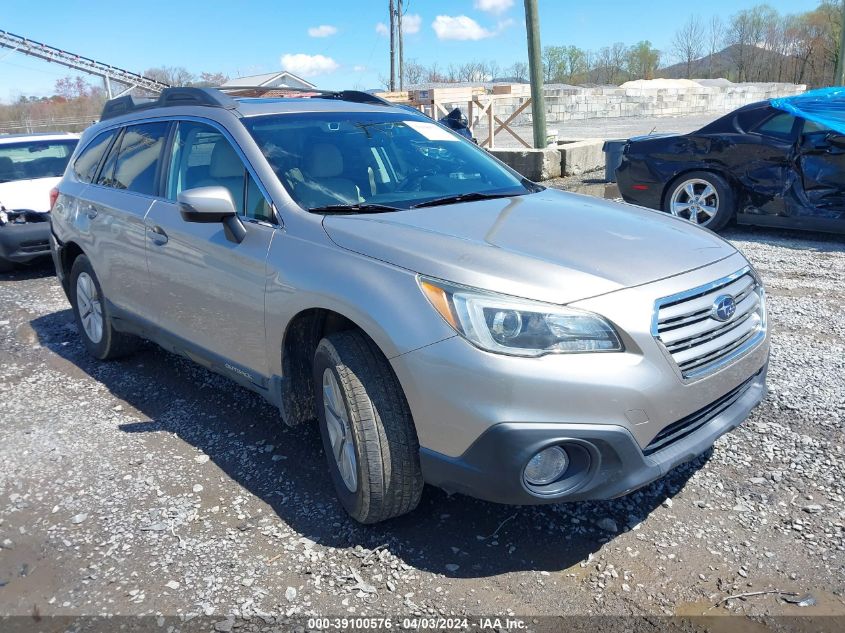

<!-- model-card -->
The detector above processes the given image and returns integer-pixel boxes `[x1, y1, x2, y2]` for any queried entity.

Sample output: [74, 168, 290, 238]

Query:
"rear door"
[143, 119, 276, 384]
[80, 121, 171, 319]
[796, 118, 845, 222]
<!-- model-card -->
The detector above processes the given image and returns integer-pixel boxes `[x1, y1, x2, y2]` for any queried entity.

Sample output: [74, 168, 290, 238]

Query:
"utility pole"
[389, 0, 396, 91]
[523, 0, 547, 148]
[398, 0, 404, 91]
[836, 0, 845, 86]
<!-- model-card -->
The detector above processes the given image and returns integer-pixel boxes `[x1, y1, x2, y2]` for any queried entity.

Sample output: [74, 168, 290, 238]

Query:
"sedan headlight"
[419, 277, 623, 357]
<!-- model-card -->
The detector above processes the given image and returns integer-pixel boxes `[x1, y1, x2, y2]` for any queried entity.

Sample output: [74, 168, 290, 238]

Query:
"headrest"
[305, 143, 344, 178]
[209, 142, 243, 179]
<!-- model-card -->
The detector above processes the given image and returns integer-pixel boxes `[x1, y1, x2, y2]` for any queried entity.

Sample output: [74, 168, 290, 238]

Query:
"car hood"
[322, 189, 737, 305]
[0, 177, 60, 213]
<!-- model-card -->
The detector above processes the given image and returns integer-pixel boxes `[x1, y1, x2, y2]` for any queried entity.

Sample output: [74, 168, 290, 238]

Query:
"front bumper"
[419, 364, 766, 505]
[0, 215, 51, 264]
[390, 254, 769, 505]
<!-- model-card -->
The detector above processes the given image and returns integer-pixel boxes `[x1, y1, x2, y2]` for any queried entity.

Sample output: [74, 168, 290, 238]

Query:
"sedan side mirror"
[177, 186, 246, 243]
[826, 132, 845, 150]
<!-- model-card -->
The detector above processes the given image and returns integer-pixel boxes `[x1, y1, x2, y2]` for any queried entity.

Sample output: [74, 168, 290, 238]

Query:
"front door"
[796, 119, 845, 223]
[144, 119, 277, 384]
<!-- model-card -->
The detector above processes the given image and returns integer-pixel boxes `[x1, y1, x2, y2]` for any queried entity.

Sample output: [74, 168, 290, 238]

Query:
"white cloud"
[497, 17, 516, 31]
[474, 0, 514, 14]
[280, 53, 339, 77]
[402, 14, 422, 34]
[353, 65, 367, 72]
[432, 15, 494, 41]
[375, 22, 389, 36]
[307, 25, 337, 38]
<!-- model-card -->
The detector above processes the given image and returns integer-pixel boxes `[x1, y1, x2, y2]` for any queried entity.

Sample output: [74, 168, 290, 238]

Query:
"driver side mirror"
[178, 186, 246, 243]
[826, 132, 845, 150]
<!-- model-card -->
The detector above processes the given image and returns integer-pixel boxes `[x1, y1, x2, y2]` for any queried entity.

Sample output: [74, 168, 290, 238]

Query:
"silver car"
[50, 87, 769, 523]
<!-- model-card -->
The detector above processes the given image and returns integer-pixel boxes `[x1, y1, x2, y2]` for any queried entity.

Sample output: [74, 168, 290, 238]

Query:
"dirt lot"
[1, 201, 844, 629]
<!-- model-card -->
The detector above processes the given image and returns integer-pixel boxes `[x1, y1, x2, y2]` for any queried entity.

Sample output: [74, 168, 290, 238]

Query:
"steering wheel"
[395, 169, 437, 193]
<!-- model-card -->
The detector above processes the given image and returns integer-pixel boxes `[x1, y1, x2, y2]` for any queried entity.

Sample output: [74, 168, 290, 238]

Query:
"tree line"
[399, 1, 842, 88]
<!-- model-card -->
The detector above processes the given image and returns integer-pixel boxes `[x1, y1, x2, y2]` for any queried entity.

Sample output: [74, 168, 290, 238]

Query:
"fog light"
[524, 446, 569, 486]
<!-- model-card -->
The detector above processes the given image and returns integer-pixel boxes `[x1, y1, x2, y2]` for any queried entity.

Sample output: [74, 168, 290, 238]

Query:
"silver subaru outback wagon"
[50, 87, 769, 524]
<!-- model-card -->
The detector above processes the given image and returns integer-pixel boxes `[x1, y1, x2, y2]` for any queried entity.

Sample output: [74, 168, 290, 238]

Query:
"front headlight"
[419, 277, 623, 357]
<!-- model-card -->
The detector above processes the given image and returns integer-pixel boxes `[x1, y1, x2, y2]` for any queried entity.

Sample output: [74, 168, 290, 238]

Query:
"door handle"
[85, 205, 98, 220]
[148, 225, 168, 245]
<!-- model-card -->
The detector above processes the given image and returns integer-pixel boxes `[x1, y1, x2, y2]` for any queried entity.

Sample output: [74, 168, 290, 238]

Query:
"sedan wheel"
[669, 178, 719, 225]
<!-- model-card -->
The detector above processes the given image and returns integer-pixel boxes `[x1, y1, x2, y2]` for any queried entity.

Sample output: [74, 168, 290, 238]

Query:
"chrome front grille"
[653, 268, 766, 379]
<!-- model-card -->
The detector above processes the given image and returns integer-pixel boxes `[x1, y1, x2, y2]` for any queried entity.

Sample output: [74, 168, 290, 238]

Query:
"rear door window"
[100, 122, 170, 195]
[73, 130, 117, 183]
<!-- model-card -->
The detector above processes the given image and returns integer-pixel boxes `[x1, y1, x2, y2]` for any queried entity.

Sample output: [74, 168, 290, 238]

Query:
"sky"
[0, 0, 823, 102]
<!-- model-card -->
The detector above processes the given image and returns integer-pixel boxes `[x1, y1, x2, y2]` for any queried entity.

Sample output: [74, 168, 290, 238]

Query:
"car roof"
[233, 97, 415, 118]
[97, 87, 420, 125]
[0, 132, 80, 145]
[696, 100, 774, 135]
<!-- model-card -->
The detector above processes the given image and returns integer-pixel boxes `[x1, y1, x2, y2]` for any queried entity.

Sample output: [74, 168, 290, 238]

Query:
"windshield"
[0, 140, 77, 183]
[244, 111, 533, 212]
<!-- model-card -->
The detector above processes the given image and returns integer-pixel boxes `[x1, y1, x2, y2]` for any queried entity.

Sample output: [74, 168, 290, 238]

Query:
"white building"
[221, 71, 316, 90]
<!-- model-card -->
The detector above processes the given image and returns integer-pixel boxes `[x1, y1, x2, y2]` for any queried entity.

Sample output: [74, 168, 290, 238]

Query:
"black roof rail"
[100, 87, 238, 121]
[100, 95, 156, 120]
[217, 85, 391, 106]
[217, 85, 323, 94]
[319, 90, 391, 106]
[100, 86, 395, 121]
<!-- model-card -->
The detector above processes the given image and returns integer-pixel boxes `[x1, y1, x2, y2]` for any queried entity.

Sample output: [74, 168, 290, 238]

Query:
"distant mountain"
[658, 44, 796, 82]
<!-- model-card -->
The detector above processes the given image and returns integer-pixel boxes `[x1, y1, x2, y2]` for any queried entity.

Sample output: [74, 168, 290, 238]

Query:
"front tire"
[69, 255, 140, 360]
[664, 171, 734, 231]
[313, 330, 423, 524]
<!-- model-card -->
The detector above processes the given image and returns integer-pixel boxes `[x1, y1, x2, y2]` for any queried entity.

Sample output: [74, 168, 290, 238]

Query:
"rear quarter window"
[73, 130, 117, 183]
[753, 112, 798, 141]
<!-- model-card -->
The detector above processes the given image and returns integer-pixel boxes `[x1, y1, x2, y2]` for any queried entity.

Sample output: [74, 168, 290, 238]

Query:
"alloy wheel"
[669, 178, 720, 225]
[76, 272, 104, 344]
[322, 368, 358, 493]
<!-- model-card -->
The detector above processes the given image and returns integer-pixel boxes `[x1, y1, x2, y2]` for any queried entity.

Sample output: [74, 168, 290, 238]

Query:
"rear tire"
[663, 171, 734, 231]
[0, 258, 14, 273]
[313, 330, 423, 524]
[69, 255, 140, 360]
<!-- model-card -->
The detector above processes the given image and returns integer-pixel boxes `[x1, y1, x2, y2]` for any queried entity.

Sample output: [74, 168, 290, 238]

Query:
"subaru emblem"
[712, 295, 736, 322]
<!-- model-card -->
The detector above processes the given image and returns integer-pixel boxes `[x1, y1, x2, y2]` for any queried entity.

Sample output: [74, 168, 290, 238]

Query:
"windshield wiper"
[409, 191, 525, 209]
[308, 203, 402, 215]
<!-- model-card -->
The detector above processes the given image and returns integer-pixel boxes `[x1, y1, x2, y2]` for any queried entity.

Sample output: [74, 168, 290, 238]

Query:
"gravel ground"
[1, 212, 844, 629]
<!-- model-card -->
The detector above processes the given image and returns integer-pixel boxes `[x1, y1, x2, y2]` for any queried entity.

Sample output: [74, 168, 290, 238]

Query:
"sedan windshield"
[244, 111, 535, 212]
[0, 140, 77, 183]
